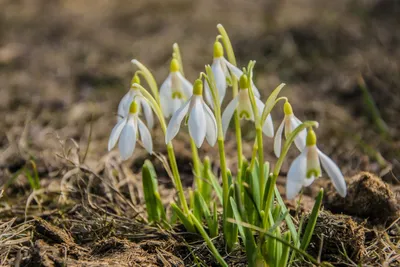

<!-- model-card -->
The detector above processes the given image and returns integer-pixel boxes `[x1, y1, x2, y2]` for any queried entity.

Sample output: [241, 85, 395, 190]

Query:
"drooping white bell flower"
[165, 79, 217, 148]
[109, 101, 153, 160]
[118, 75, 154, 129]
[286, 129, 347, 199]
[204, 41, 260, 107]
[221, 74, 274, 137]
[159, 58, 193, 118]
[274, 102, 306, 158]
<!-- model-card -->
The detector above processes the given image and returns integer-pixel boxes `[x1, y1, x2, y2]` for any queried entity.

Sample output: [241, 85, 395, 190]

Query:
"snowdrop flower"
[108, 101, 153, 160]
[221, 74, 274, 137]
[204, 41, 260, 107]
[160, 58, 193, 118]
[166, 79, 217, 148]
[274, 102, 306, 157]
[118, 75, 154, 129]
[286, 129, 347, 199]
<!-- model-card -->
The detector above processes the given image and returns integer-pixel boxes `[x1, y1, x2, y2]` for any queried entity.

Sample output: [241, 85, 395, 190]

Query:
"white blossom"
[286, 129, 346, 199]
[109, 101, 153, 160]
[274, 102, 306, 157]
[118, 76, 154, 129]
[166, 80, 217, 148]
[160, 59, 193, 118]
[204, 41, 260, 107]
[221, 75, 273, 137]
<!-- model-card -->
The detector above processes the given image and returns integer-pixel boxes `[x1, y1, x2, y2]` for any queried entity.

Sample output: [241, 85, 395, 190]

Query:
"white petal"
[202, 102, 217, 146]
[221, 96, 239, 137]
[273, 120, 285, 158]
[291, 115, 306, 151]
[303, 176, 315, 187]
[188, 97, 206, 147]
[286, 149, 308, 199]
[118, 116, 137, 160]
[138, 118, 153, 154]
[165, 98, 191, 144]
[160, 74, 172, 116]
[117, 90, 133, 121]
[212, 59, 227, 104]
[176, 72, 193, 98]
[223, 58, 243, 78]
[204, 81, 214, 108]
[262, 114, 274, 138]
[255, 97, 274, 137]
[318, 149, 347, 197]
[108, 118, 127, 151]
[170, 97, 184, 115]
[141, 99, 154, 129]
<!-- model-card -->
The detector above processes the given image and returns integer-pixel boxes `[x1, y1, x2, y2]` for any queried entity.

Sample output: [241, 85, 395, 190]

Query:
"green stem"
[256, 126, 264, 199]
[204, 66, 230, 233]
[167, 143, 190, 215]
[190, 138, 202, 185]
[131, 60, 160, 105]
[135, 84, 190, 216]
[218, 138, 229, 211]
[217, 24, 243, 172]
[246, 61, 265, 207]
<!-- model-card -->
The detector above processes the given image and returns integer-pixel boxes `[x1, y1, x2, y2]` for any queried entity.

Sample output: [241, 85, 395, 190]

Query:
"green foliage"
[127, 24, 339, 266]
[142, 160, 165, 223]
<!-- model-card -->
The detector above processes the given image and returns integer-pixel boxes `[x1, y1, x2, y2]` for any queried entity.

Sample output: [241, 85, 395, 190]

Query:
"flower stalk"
[217, 24, 243, 173]
[133, 83, 191, 218]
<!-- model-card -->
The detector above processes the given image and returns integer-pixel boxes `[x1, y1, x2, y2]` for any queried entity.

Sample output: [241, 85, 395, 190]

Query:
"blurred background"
[0, 0, 399, 188]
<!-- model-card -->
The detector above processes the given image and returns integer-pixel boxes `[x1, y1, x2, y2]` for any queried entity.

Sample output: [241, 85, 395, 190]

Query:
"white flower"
[221, 75, 274, 137]
[109, 101, 153, 160]
[286, 129, 347, 199]
[118, 75, 154, 129]
[160, 58, 193, 118]
[274, 102, 306, 158]
[166, 79, 217, 148]
[204, 41, 260, 107]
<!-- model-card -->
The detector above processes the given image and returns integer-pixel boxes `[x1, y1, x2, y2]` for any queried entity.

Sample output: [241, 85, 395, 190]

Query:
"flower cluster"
[109, 49, 346, 200]
[106, 24, 348, 267]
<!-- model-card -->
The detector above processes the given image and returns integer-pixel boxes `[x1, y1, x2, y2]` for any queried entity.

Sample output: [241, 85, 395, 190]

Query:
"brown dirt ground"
[0, 0, 399, 266]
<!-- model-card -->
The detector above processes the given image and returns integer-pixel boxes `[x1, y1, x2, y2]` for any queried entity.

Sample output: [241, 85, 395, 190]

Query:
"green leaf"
[190, 189, 201, 221]
[230, 197, 259, 267]
[189, 213, 228, 267]
[227, 169, 233, 187]
[280, 231, 291, 267]
[243, 167, 262, 226]
[300, 188, 323, 251]
[200, 156, 213, 202]
[205, 162, 223, 204]
[261, 83, 286, 125]
[170, 202, 195, 232]
[227, 218, 322, 266]
[230, 197, 246, 243]
[249, 165, 261, 211]
[225, 184, 238, 251]
[194, 191, 218, 237]
[154, 191, 166, 221]
[142, 160, 164, 222]
[274, 186, 299, 247]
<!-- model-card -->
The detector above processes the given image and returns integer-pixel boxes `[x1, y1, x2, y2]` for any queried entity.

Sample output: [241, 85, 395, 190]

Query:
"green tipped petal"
[213, 41, 224, 58]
